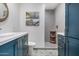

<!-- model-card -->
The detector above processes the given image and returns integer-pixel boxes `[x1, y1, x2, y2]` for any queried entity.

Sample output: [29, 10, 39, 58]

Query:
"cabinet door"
[17, 37, 23, 56]
[0, 40, 16, 56]
[22, 35, 28, 56]
[17, 35, 28, 56]
[14, 40, 18, 56]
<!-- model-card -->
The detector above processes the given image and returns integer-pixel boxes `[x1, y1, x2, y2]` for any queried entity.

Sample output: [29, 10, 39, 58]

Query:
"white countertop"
[57, 32, 64, 36]
[0, 32, 28, 46]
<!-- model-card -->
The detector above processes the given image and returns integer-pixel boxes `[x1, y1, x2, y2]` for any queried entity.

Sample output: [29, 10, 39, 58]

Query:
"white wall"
[19, 4, 45, 48]
[0, 3, 19, 33]
[11, 4, 20, 32]
[55, 3, 65, 33]
[45, 10, 55, 42]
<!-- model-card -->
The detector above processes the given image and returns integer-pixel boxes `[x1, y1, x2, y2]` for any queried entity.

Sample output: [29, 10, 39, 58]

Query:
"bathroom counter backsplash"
[0, 32, 28, 46]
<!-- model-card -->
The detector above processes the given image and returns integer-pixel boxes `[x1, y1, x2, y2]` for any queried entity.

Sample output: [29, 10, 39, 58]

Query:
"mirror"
[0, 3, 9, 22]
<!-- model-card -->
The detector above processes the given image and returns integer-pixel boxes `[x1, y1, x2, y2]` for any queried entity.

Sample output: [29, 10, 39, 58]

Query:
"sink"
[0, 33, 16, 37]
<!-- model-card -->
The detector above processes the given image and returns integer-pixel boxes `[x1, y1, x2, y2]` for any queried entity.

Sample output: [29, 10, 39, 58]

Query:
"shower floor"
[32, 48, 58, 56]
[31, 42, 58, 56]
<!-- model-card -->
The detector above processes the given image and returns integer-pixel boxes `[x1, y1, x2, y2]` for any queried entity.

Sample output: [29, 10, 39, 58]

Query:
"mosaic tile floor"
[32, 48, 58, 56]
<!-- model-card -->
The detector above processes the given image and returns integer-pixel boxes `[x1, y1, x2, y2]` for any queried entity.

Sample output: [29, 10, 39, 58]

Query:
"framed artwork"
[26, 12, 39, 26]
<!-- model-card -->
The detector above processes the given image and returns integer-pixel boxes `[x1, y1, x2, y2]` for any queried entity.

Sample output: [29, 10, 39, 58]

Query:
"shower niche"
[50, 31, 56, 44]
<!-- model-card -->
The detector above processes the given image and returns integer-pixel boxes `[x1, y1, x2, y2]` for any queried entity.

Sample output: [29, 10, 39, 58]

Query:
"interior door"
[65, 3, 79, 56]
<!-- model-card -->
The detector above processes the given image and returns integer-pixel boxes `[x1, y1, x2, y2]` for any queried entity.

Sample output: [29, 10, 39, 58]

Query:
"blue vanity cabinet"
[58, 34, 65, 56]
[0, 40, 18, 56]
[0, 34, 28, 56]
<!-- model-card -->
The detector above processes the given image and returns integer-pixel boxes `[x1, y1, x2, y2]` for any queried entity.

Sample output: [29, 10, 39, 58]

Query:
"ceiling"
[19, 3, 59, 10]
[45, 3, 59, 10]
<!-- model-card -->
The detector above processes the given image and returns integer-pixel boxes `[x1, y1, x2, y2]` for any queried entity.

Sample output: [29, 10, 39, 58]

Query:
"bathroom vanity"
[0, 32, 28, 56]
[57, 33, 65, 56]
